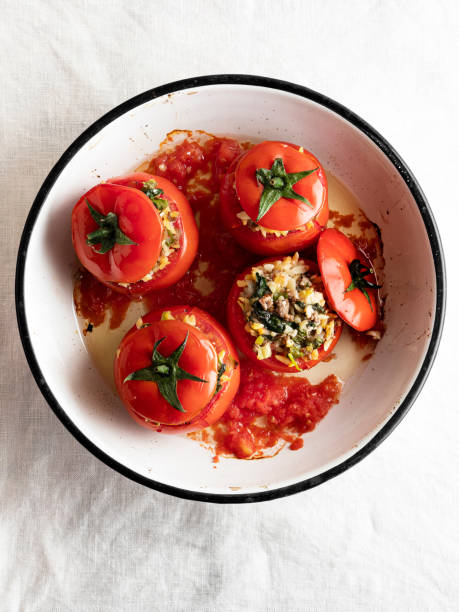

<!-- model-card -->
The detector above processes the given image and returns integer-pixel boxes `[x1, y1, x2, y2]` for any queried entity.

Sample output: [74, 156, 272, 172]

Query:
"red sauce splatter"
[358, 217, 374, 232]
[74, 132, 343, 459]
[74, 269, 133, 330]
[329, 209, 355, 228]
[349, 232, 381, 263]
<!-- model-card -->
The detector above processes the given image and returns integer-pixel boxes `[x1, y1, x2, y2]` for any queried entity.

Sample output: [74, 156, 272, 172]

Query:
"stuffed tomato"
[114, 306, 240, 433]
[227, 253, 342, 373]
[71, 173, 198, 296]
[220, 141, 328, 255]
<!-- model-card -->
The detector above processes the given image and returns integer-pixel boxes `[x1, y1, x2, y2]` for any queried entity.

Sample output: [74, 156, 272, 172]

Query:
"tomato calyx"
[124, 332, 208, 413]
[345, 259, 381, 310]
[141, 179, 169, 211]
[255, 158, 318, 222]
[85, 199, 137, 254]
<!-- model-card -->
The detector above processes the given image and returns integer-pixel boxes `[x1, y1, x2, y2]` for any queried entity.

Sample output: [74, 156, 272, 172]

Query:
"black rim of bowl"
[15, 74, 446, 504]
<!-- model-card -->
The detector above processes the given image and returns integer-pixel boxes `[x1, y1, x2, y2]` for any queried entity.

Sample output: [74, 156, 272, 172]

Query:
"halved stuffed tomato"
[220, 141, 328, 255]
[114, 305, 240, 433]
[317, 228, 380, 332]
[104, 172, 198, 296]
[227, 253, 342, 373]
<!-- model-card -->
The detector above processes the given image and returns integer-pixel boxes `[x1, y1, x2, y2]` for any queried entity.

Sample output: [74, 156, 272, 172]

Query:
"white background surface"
[1, 1, 458, 610]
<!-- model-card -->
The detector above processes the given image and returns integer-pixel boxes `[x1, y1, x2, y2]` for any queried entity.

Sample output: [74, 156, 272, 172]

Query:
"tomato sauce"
[329, 210, 355, 228]
[74, 268, 133, 330]
[207, 361, 342, 459]
[143, 135, 256, 322]
[74, 132, 344, 459]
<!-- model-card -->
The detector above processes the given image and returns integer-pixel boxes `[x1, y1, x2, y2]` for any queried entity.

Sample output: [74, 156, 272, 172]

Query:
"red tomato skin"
[220, 160, 329, 255]
[115, 320, 217, 425]
[71, 183, 164, 284]
[227, 257, 342, 373]
[103, 173, 198, 296]
[235, 141, 327, 231]
[114, 306, 240, 433]
[317, 228, 378, 332]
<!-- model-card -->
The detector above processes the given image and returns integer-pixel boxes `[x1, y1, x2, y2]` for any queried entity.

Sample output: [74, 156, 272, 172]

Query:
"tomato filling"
[235, 209, 291, 237]
[234, 207, 323, 240]
[236, 253, 337, 368]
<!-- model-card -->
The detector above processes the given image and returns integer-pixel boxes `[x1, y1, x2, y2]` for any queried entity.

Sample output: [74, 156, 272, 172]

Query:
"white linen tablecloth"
[1, 1, 458, 610]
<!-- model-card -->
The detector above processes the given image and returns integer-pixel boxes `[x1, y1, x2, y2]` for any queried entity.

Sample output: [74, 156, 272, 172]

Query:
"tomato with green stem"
[71, 183, 164, 284]
[220, 141, 328, 255]
[235, 141, 327, 231]
[317, 228, 380, 332]
[104, 172, 199, 296]
[114, 306, 240, 433]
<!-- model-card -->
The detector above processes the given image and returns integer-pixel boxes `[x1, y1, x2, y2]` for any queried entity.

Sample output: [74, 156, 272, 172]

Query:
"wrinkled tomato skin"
[220, 159, 328, 255]
[235, 141, 328, 231]
[72, 183, 164, 284]
[227, 257, 342, 373]
[317, 228, 379, 332]
[103, 173, 198, 296]
[114, 306, 240, 433]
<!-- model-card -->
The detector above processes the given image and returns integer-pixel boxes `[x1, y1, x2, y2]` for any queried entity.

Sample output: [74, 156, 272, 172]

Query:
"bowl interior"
[21, 83, 437, 498]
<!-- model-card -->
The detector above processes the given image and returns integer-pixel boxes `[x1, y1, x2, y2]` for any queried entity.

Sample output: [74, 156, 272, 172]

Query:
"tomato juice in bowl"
[16, 76, 445, 502]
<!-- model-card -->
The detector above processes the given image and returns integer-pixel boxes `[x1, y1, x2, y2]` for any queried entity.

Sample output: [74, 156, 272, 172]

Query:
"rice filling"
[237, 253, 336, 367]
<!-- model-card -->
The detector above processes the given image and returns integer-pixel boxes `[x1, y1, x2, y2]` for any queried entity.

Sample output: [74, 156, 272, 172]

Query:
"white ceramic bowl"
[16, 75, 445, 502]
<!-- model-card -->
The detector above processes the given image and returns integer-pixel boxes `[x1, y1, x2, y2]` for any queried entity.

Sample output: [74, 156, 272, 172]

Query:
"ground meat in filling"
[237, 253, 336, 368]
[118, 179, 181, 287]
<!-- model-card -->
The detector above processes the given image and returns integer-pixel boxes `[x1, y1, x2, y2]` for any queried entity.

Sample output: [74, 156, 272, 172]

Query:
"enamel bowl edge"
[15, 75, 446, 503]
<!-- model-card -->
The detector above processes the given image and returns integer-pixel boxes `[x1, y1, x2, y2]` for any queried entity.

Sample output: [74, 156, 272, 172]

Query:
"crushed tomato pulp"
[204, 361, 341, 459]
[74, 131, 343, 459]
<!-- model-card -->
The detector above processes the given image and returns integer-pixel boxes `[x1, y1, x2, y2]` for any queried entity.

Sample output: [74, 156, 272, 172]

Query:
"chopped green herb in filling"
[236, 253, 336, 367]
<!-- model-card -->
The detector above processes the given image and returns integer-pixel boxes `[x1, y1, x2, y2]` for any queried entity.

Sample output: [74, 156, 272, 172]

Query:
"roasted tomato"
[317, 228, 380, 332]
[227, 253, 342, 373]
[114, 305, 240, 433]
[99, 172, 198, 296]
[220, 141, 328, 255]
[71, 183, 164, 284]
